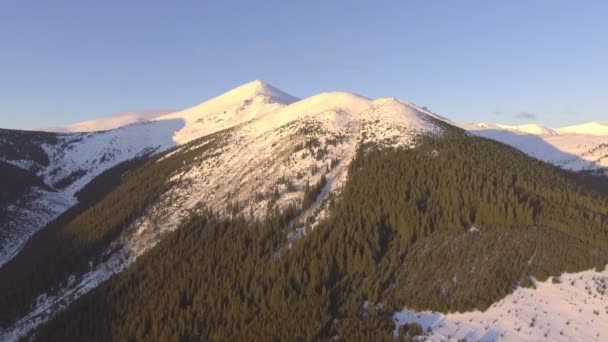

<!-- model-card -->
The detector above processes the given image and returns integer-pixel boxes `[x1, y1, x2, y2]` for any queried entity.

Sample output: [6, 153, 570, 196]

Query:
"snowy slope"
[0, 120, 182, 266]
[496, 123, 557, 136]
[393, 267, 608, 341]
[41, 110, 174, 133]
[463, 123, 608, 171]
[0, 80, 299, 267]
[556, 121, 608, 136]
[465, 123, 557, 136]
[154, 80, 299, 144]
[131, 92, 440, 254]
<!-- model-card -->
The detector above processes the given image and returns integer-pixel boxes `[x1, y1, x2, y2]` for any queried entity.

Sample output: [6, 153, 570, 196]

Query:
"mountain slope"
[0, 85, 439, 339]
[41, 110, 174, 133]
[556, 121, 608, 136]
[495, 123, 557, 136]
[393, 267, 608, 341]
[154, 80, 299, 144]
[23, 127, 608, 341]
[0, 120, 181, 266]
[1, 81, 608, 340]
[463, 123, 608, 171]
[0, 80, 298, 267]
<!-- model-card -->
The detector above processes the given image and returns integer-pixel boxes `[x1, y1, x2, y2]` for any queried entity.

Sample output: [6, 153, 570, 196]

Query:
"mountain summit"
[555, 121, 608, 136]
[154, 80, 299, 144]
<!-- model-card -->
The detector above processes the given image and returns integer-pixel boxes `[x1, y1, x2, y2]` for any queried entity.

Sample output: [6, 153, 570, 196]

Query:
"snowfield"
[495, 123, 558, 136]
[40, 110, 174, 133]
[393, 267, 608, 341]
[556, 122, 608, 136]
[464, 123, 608, 171]
[153, 79, 300, 144]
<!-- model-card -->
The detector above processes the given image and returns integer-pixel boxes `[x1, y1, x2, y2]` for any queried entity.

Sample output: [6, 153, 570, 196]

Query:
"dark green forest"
[0, 161, 51, 229]
[26, 129, 608, 341]
[0, 128, 233, 328]
[0, 129, 60, 170]
[0, 128, 60, 237]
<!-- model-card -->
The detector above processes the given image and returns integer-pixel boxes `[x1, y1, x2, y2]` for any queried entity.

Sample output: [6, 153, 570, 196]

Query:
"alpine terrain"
[1, 81, 608, 341]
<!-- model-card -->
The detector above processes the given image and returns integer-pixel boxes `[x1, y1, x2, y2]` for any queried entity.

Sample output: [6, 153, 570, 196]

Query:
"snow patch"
[393, 267, 608, 341]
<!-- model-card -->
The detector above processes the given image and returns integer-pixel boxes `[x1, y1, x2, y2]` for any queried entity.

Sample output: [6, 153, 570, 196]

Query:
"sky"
[0, 0, 607, 130]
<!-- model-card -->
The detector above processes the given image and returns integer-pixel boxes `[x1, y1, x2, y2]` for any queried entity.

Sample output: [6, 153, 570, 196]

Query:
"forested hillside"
[30, 128, 608, 341]
[0, 128, 232, 329]
[0, 161, 51, 241]
[0, 129, 59, 172]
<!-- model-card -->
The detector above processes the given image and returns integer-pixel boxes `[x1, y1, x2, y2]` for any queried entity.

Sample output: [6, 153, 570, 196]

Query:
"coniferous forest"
[13, 128, 608, 341]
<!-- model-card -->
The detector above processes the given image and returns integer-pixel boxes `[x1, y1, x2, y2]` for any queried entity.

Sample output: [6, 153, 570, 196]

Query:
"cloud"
[514, 112, 536, 120]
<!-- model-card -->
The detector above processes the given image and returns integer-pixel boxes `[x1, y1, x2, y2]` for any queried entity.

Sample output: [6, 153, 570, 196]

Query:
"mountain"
[0, 121, 181, 266]
[556, 121, 608, 136]
[0, 80, 296, 267]
[8, 122, 608, 341]
[1, 81, 608, 341]
[495, 123, 557, 135]
[463, 122, 608, 171]
[41, 110, 174, 133]
[0, 82, 440, 339]
[153, 80, 300, 144]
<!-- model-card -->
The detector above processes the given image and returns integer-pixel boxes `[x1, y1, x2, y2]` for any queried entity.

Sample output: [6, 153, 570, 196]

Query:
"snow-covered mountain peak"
[467, 121, 608, 137]
[466, 123, 557, 136]
[556, 121, 608, 136]
[496, 124, 557, 136]
[279, 91, 371, 114]
[154, 80, 299, 144]
[205, 79, 299, 106]
[40, 110, 175, 133]
[372, 97, 400, 105]
[463, 121, 608, 171]
[129, 89, 442, 259]
[370, 97, 431, 120]
[371, 97, 424, 110]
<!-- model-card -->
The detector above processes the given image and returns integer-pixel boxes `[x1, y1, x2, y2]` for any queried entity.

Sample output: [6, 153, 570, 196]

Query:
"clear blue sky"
[1, 0, 607, 129]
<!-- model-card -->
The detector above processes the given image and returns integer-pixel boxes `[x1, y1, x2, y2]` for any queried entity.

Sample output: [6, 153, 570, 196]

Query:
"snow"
[0, 119, 183, 267]
[1, 80, 299, 267]
[133, 90, 440, 239]
[464, 123, 608, 171]
[467, 225, 480, 233]
[40, 110, 173, 133]
[154, 80, 299, 144]
[496, 124, 557, 136]
[0, 241, 132, 341]
[465, 123, 558, 136]
[393, 267, 608, 341]
[0, 189, 72, 267]
[556, 122, 608, 136]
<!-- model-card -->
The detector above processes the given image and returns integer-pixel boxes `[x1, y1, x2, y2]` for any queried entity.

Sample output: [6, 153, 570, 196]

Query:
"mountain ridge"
[1, 80, 608, 340]
[2, 80, 607, 269]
